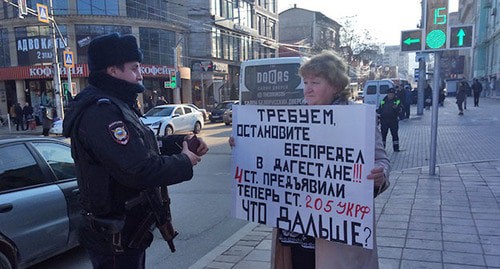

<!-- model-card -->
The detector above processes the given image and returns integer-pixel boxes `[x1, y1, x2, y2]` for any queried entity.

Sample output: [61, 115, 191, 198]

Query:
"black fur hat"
[87, 33, 143, 72]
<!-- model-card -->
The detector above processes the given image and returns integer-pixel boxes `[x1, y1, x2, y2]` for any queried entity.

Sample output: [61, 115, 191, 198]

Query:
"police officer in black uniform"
[63, 33, 208, 269]
[377, 88, 401, 152]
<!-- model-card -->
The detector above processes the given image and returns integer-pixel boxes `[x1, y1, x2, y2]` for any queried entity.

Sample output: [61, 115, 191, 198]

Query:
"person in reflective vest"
[377, 88, 401, 152]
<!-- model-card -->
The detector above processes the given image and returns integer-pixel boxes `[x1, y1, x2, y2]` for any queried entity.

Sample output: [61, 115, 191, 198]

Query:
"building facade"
[458, 0, 499, 89]
[278, 6, 341, 57]
[187, 0, 279, 108]
[0, 0, 279, 121]
[0, 0, 191, 119]
[382, 45, 410, 79]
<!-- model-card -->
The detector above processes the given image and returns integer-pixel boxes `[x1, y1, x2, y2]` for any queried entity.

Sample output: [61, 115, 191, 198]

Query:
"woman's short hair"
[299, 50, 350, 100]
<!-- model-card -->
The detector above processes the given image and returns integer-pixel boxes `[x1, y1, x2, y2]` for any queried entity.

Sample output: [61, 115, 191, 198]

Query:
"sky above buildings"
[278, 0, 459, 46]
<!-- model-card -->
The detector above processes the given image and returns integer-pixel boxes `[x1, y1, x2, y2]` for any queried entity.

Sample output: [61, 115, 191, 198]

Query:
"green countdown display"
[425, 0, 449, 50]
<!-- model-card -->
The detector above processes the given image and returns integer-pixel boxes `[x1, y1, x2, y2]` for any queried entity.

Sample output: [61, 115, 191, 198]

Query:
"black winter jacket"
[63, 72, 193, 254]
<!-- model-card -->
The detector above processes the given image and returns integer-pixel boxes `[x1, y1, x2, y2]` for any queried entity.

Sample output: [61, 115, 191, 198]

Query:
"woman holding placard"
[229, 51, 390, 269]
[273, 51, 390, 269]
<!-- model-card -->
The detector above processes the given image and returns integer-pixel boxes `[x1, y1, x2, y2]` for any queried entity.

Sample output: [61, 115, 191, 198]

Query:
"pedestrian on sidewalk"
[424, 81, 432, 110]
[41, 106, 52, 136]
[463, 79, 471, 109]
[13, 103, 23, 131]
[456, 80, 467, 115]
[472, 78, 482, 107]
[377, 88, 401, 152]
[491, 76, 497, 97]
[484, 77, 492, 97]
[22, 102, 34, 130]
[402, 85, 412, 119]
[0, 107, 6, 126]
[271, 51, 390, 269]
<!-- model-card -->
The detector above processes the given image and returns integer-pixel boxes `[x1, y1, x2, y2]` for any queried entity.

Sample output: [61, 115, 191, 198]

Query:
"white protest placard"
[231, 104, 376, 249]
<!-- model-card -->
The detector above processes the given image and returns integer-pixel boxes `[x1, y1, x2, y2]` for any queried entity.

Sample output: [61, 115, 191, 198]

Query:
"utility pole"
[49, 0, 64, 119]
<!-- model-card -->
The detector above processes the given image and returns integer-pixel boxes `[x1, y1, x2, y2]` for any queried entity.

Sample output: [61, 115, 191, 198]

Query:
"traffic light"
[170, 71, 177, 88]
[401, 30, 423, 52]
[425, 0, 449, 50]
[164, 71, 178, 88]
[449, 25, 473, 49]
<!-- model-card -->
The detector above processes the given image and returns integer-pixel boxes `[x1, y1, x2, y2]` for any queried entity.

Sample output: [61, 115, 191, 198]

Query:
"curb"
[188, 222, 259, 269]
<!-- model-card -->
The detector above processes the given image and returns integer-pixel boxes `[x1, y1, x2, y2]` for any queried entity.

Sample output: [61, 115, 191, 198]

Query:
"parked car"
[186, 104, 209, 121]
[0, 137, 80, 269]
[141, 104, 204, 136]
[356, 90, 364, 101]
[209, 100, 239, 123]
[49, 119, 63, 135]
[223, 105, 234, 126]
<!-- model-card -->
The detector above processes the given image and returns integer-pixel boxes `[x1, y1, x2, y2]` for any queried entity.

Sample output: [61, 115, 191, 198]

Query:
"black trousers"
[457, 100, 464, 113]
[403, 104, 410, 119]
[15, 117, 22, 131]
[87, 249, 145, 269]
[473, 92, 480, 106]
[381, 120, 399, 151]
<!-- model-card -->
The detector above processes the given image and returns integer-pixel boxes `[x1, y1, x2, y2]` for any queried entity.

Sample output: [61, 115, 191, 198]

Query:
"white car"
[186, 104, 209, 121]
[49, 119, 63, 135]
[141, 104, 204, 136]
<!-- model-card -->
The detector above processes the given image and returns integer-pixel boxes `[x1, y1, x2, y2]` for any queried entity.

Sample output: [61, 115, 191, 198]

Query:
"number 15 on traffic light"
[433, 7, 447, 25]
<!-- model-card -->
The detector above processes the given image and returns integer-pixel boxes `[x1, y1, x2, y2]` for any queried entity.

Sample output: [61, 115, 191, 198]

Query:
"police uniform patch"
[108, 121, 129, 145]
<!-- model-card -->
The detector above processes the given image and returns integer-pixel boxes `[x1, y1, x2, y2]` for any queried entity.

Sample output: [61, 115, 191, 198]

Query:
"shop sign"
[16, 36, 68, 65]
[140, 64, 174, 77]
[212, 62, 227, 73]
[29, 65, 85, 78]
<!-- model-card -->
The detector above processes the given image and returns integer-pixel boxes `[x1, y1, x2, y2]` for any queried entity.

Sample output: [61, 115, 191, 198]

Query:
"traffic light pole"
[173, 46, 180, 104]
[429, 51, 441, 175]
[417, 0, 426, 116]
[417, 58, 426, 115]
[66, 47, 72, 100]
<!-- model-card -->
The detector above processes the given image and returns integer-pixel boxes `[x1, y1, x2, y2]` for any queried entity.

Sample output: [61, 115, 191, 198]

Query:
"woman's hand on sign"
[228, 136, 235, 148]
[367, 166, 386, 189]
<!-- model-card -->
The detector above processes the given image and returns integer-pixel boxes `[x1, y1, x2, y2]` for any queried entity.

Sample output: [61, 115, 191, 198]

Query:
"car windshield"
[144, 107, 174, 117]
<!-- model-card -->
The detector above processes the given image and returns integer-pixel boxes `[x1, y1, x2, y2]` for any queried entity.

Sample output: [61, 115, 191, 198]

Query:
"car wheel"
[166, 125, 174, 136]
[193, 121, 202, 134]
[0, 252, 12, 269]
